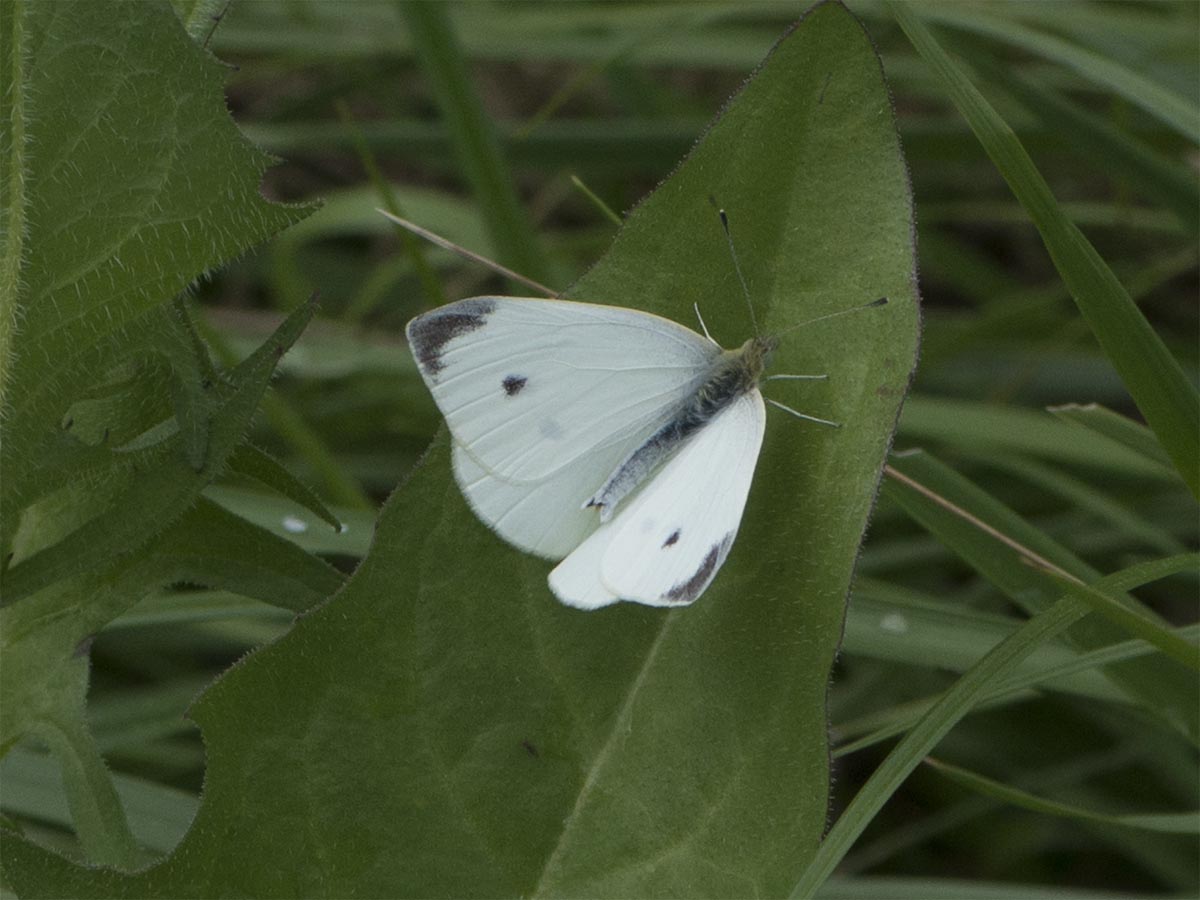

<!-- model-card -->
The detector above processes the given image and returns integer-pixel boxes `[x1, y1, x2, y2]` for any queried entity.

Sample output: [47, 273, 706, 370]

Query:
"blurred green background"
[6, 1, 1196, 895]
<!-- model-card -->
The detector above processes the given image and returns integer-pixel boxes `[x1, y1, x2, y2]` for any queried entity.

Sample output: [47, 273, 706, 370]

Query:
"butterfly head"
[738, 334, 779, 386]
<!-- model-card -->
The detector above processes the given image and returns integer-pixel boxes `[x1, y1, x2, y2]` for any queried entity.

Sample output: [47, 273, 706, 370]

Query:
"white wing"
[548, 390, 766, 609]
[452, 441, 598, 559]
[406, 298, 719, 484]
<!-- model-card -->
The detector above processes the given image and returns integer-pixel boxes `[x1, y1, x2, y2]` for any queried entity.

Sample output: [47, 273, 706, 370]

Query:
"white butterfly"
[405, 292, 870, 611]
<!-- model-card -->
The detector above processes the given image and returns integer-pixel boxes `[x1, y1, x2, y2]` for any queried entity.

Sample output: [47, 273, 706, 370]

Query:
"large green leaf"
[0, 3, 918, 896]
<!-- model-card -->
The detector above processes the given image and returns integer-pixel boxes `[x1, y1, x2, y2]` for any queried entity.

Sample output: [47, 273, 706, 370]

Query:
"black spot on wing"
[502, 375, 527, 396]
[663, 533, 734, 605]
[406, 298, 497, 377]
[662, 529, 681, 548]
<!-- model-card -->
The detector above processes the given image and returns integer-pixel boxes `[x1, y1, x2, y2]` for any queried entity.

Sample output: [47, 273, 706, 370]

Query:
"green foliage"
[0, 0, 332, 881]
[793, 551, 1197, 897]
[5, 4, 918, 896]
[2, 0, 1197, 898]
[400, 2, 550, 287]
[892, 2, 1199, 498]
[924, 757, 1200, 835]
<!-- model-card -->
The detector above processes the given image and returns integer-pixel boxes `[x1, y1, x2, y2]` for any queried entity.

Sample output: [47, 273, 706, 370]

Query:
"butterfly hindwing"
[451, 440, 599, 559]
[548, 390, 767, 609]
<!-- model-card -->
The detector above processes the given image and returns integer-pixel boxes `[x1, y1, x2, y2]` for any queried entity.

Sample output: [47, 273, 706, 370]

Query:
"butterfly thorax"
[584, 334, 775, 522]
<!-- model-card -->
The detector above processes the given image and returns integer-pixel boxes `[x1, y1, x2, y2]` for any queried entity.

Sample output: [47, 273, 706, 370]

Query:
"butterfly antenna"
[693, 302, 717, 344]
[376, 209, 558, 298]
[709, 197, 758, 336]
[776, 296, 888, 337]
[766, 398, 841, 428]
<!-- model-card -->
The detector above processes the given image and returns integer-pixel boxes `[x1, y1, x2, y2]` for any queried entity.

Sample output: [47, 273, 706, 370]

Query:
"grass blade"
[979, 58, 1199, 234]
[915, 4, 1200, 143]
[399, 2, 550, 286]
[790, 553, 1197, 898]
[334, 100, 447, 314]
[891, 2, 1200, 499]
[885, 451, 1198, 740]
[1044, 572, 1199, 672]
[975, 453, 1185, 556]
[1048, 403, 1177, 473]
[900, 396, 1178, 481]
[925, 757, 1200, 835]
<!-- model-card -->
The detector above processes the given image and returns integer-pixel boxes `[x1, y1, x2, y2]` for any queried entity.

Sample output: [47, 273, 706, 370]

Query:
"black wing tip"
[406, 299, 498, 377]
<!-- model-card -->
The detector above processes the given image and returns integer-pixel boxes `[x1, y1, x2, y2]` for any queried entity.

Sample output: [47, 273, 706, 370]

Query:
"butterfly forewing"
[407, 298, 719, 484]
[408, 297, 723, 562]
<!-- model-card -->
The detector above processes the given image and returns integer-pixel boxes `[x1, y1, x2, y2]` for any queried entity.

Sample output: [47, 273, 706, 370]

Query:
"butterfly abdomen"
[585, 337, 771, 520]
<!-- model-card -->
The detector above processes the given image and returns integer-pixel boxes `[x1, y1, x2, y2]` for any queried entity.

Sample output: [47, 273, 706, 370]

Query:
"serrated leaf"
[2, 301, 318, 605]
[0, 4, 920, 896]
[0, 0, 333, 877]
[0, 745, 198, 856]
[131, 497, 344, 614]
[169, 0, 228, 42]
[161, 300, 218, 472]
[0, 494, 340, 871]
[0, 0, 309, 542]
